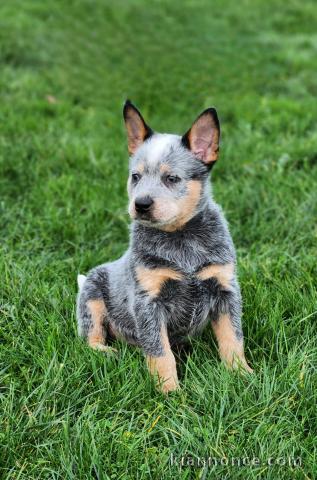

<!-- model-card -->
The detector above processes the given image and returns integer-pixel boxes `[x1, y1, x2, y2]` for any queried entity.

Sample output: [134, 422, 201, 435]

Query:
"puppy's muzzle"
[135, 196, 154, 218]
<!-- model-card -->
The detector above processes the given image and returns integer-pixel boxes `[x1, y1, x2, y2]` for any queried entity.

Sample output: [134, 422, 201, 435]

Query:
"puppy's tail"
[77, 274, 87, 291]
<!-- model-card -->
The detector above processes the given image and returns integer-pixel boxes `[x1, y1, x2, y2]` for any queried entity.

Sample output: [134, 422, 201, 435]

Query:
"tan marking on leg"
[87, 300, 117, 353]
[196, 263, 234, 289]
[212, 314, 253, 372]
[136, 266, 183, 297]
[160, 180, 202, 232]
[146, 324, 179, 393]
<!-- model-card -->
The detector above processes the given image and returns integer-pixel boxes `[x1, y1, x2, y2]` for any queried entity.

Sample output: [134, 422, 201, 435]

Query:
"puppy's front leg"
[135, 267, 181, 393]
[199, 265, 253, 372]
[136, 299, 179, 393]
[146, 322, 179, 394]
[211, 312, 253, 373]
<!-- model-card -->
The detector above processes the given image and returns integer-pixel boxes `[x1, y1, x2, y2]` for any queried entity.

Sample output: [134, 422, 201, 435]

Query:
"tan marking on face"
[87, 300, 106, 349]
[212, 314, 253, 372]
[159, 163, 170, 173]
[137, 162, 145, 174]
[157, 180, 202, 232]
[136, 266, 183, 297]
[148, 197, 178, 225]
[146, 323, 179, 393]
[196, 263, 234, 289]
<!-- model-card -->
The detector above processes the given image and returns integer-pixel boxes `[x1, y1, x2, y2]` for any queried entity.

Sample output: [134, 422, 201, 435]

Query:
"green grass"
[1, 0, 317, 478]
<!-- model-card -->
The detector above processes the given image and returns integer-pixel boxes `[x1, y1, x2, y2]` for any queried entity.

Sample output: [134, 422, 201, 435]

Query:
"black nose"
[135, 196, 154, 214]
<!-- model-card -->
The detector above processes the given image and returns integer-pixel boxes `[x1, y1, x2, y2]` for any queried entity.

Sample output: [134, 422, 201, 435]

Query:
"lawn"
[1, 0, 317, 478]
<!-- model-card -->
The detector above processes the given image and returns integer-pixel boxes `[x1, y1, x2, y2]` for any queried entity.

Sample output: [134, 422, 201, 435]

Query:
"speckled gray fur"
[77, 107, 244, 358]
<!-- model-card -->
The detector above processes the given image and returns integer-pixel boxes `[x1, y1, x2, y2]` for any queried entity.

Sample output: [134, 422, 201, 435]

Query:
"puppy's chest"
[136, 258, 233, 301]
[154, 237, 214, 274]
[136, 234, 234, 301]
[158, 272, 214, 335]
[135, 247, 234, 335]
[160, 268, 217, 301]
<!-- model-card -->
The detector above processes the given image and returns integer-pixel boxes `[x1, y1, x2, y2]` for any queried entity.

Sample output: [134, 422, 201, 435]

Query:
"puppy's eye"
[131, 173, 141, 183]
[166, 175, 181, 184]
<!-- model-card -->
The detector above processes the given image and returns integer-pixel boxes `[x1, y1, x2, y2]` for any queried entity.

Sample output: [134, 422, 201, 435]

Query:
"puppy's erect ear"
[182, 108, 220, 166]
[123, 100, 153, 155]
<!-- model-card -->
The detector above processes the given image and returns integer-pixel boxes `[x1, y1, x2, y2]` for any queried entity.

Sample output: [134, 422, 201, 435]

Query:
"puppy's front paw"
[160, 377, 180, 394]
[231, 357, 253, 374]
[241, 362, 253, 374]
[90, 342, 118, 355]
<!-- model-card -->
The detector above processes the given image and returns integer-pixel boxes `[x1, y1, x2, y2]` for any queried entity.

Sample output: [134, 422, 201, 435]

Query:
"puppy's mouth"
[131, 210, 161, 223]
[129, 209, 155, 223]
[135, 210, 154, 222]
[133, 211, 179, 226]
[137, 214, 179, 229]
[129, 201, 178, 228]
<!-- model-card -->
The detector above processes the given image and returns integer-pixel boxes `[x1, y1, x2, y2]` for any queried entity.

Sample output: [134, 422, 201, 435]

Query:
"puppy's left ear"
[123, 100, 153, 155]
[182, 108, 220, 166]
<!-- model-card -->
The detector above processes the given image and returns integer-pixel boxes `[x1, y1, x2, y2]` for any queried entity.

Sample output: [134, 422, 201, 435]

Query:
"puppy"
[77, 100, 252, 393]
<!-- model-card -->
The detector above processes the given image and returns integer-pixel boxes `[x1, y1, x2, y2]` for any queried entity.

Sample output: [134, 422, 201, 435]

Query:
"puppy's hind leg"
[76, 271, 117, 354]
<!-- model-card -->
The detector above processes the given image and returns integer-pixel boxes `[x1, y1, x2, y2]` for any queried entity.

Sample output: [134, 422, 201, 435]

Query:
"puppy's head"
[123, 100, 220, 231]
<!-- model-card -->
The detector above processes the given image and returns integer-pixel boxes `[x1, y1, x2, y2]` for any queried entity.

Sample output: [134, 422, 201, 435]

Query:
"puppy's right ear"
[123, 100, 153, 155]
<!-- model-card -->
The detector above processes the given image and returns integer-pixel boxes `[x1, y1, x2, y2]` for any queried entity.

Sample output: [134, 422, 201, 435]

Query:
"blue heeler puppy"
[77, 100, 252, 393]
